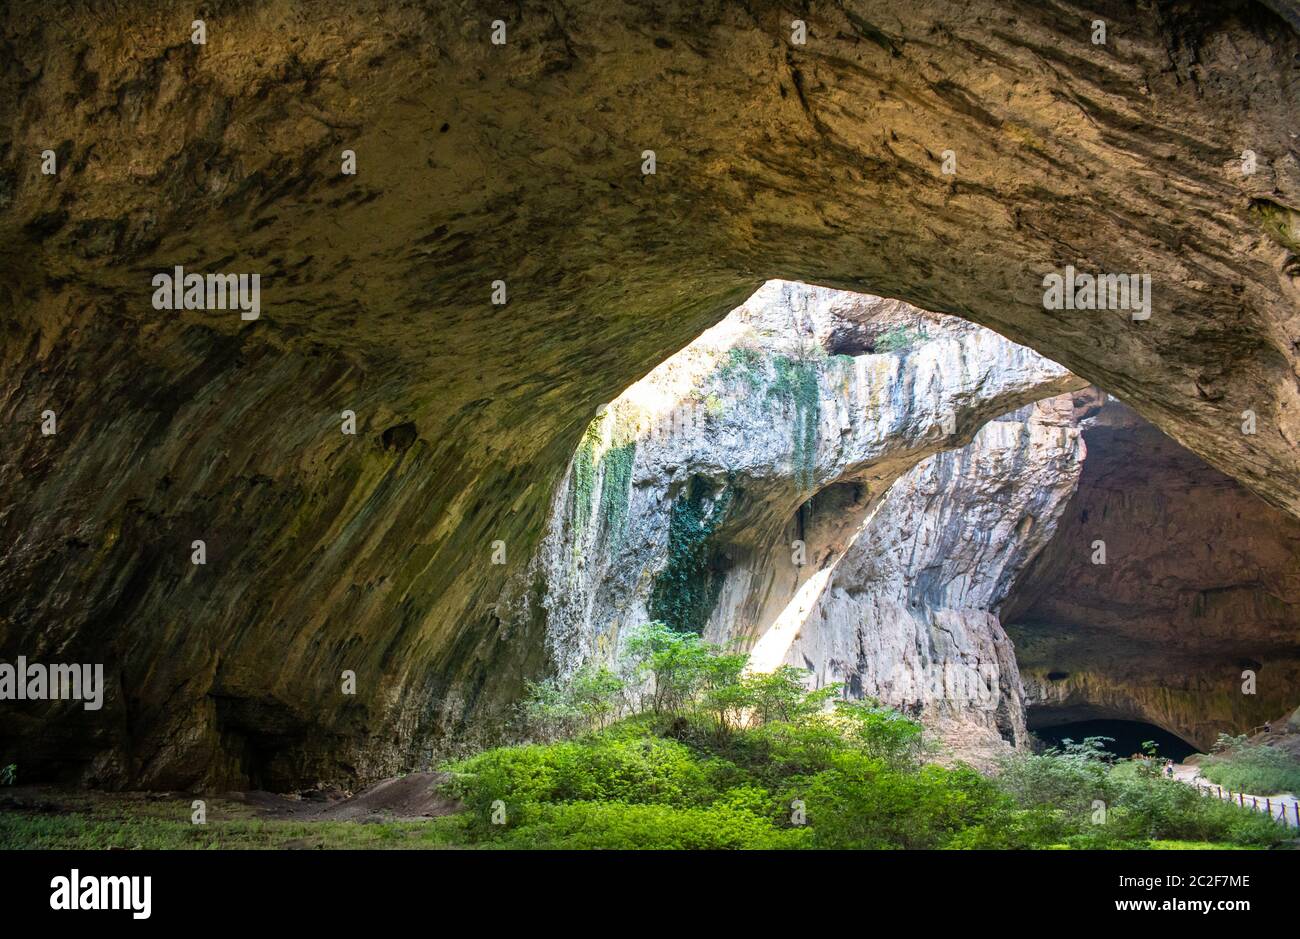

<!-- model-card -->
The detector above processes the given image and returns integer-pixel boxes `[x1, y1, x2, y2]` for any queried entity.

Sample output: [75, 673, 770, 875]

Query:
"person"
[1164, 760, 1174, 778]
[1264, 720, 1272, 734]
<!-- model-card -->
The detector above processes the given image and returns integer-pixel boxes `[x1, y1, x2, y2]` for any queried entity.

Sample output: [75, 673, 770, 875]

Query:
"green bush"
[787, 758, 1013, 849]
[994, 738, 1292, 849]
[500, 801, 812, 850]
[518, 664, 626, 741]
[997, 737, 1114, 815]
[473, 624, 1291, 850]
[448, 734, 719, 828]
[1200, 735, 1300, 796]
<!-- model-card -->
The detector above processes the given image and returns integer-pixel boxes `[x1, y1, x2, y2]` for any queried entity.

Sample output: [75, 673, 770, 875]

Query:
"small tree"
[621, 621, 715, 715]
[519, 665, 626, 741]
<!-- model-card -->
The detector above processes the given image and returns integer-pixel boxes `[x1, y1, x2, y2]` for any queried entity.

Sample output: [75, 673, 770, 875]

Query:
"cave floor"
[2, 774, 1292, 851]
[0, 774, 471, 850]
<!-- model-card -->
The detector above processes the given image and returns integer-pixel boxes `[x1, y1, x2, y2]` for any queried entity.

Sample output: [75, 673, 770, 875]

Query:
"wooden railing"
[1191, 780, 1299, 827]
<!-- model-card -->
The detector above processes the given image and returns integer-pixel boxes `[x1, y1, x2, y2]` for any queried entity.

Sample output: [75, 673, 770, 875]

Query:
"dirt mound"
[223, 772, 460, 822]
[311, 773, 459, 822]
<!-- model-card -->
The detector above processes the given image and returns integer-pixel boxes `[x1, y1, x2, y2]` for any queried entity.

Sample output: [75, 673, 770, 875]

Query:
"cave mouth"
[1033, 718, 1200, 763]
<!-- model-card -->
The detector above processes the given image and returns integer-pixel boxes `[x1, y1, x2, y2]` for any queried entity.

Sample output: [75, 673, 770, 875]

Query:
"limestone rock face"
[784, 396, 1087, 766]
[1004, 401, 1300, 751]
[1, 1, 1297, 787]
[521, 281, 1084, 764]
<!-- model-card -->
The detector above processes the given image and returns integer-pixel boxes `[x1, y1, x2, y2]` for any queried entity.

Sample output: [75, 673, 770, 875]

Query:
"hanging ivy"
[648, 476, 736, 634]
[771, 354, 821, 492]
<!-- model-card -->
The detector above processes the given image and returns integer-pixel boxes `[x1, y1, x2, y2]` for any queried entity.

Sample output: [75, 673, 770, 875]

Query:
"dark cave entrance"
[1034, 719, 1200, 762]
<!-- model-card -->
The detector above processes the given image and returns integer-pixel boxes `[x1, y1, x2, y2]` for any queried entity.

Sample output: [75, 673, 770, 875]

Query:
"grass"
[0, 787, 471, 849]
[1198, 741, 1300, 796]
[0, 812, 471, 850]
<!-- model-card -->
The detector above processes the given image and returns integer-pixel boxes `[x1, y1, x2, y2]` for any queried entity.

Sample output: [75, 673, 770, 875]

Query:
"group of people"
[1128, 753, 1176, 777]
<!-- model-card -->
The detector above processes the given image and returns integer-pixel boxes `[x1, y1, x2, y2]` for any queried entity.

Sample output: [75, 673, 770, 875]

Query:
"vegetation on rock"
[874, 326, 930, 353]
[770, 353, 821, 492]
[648, 479, 735, 634]
[570, 413, 637, 548]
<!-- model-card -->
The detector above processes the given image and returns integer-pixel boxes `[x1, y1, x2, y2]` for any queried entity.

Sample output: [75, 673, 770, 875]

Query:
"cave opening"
[1034, 719, 1200, 763]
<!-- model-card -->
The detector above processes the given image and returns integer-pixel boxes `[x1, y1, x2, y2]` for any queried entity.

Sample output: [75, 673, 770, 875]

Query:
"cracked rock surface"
[1, 1, 1297, 786]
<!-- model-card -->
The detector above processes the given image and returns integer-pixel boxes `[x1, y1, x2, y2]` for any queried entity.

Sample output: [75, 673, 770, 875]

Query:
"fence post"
[1266, 798, 1272, 815]
[1294, 803, 1299, 827]
[1239, 792, 1244, 806]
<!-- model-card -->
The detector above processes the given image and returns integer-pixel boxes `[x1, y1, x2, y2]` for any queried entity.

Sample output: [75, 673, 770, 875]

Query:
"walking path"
[1170, 763, 1300, 828]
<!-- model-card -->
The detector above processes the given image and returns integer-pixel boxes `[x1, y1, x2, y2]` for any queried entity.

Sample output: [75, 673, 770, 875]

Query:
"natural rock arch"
[0, 0, 1297, 786]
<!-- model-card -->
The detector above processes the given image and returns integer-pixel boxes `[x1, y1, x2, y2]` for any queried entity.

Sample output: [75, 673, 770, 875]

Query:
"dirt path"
[1170, 764, 1299, 828]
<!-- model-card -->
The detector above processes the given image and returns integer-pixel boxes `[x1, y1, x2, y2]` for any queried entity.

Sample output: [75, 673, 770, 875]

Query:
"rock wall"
[783, 396, 1086, 766]
[1004, 400, 1300, 751]
[521, 281, 1085, 762]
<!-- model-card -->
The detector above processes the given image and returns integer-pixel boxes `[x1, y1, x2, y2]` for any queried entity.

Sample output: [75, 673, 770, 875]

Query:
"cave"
[0, 0, 1297, 801]
[1032, 718, 1200, 763]
[1001, 393, 1300, 752]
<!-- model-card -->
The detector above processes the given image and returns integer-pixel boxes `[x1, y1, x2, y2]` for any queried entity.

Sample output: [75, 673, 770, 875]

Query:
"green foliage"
[497, 801, 812, 850]
[1249, 200, 1300, 254]
[792, 759, 1015, 849]
[569, 416, 636, 547]
[770, 354, 820, 491]
[448, 733, 720, 827]
[516, 624, 841, 743]
[874, 326, 929, 353]
[716, 345, 767, 391]
[622, 621, 721, 716]
[518, 665, 626, 742]
[0, 763, 15, 786]
[446, 694, 1096, 850]
[997, 736, 1114, 815]
[1200, 735, 1300, 795]
[570, 418, 603, 533]
[648, 478, 734, 633]
[994, 738, 1292, 849]
[597, 441, 635, 548]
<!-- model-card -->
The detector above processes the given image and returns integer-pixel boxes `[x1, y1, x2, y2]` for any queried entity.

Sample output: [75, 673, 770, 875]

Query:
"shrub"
[994, 739, 1292, 849]
[474, 624, 1291, 851]
[1200, 736, 1300, 796]
[447, 733, 719, 829]
[788, 759, 1014, 849]
[996, 736, 1114, 815]
[500, 801, 811, 850]
[517, 664, 625, 741]
[622, 621, 718, 715]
